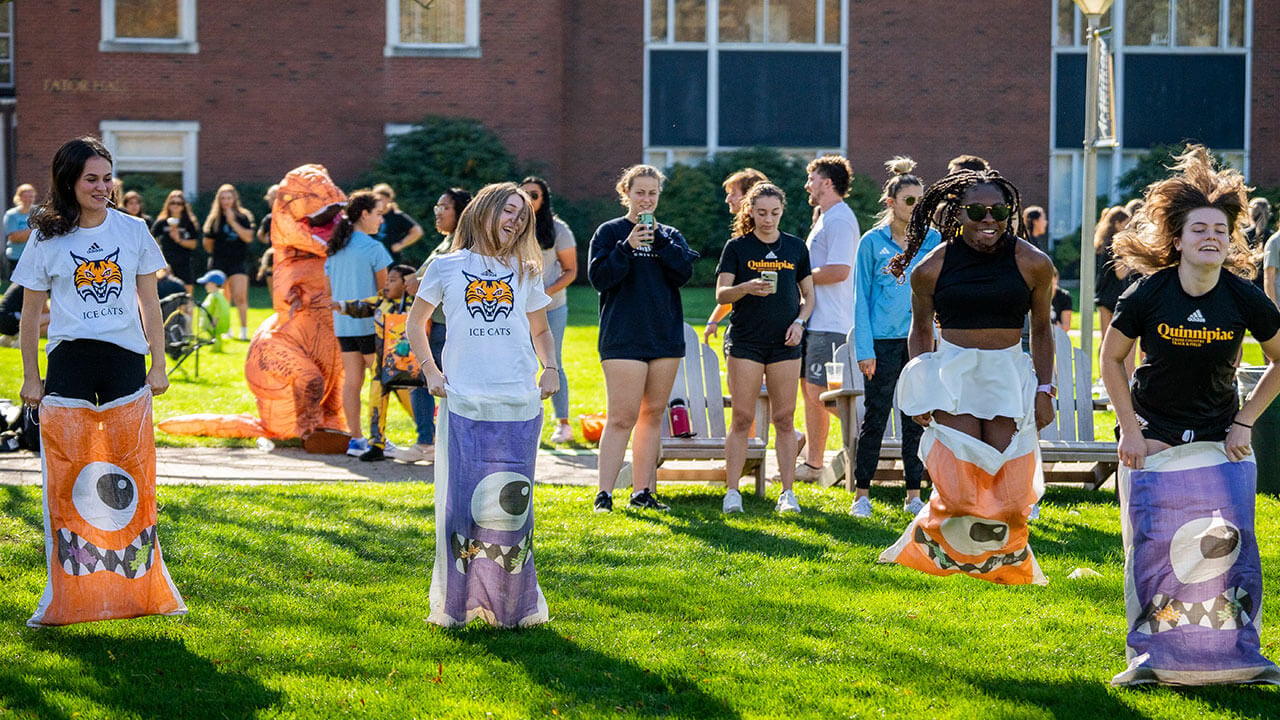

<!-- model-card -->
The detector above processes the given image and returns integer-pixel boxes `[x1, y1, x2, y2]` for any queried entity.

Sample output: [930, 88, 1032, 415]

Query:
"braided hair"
[887, 169, 1025, 280]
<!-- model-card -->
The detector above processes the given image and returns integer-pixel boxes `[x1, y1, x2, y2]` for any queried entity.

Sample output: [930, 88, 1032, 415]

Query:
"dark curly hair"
[887, 169, 1024, 279]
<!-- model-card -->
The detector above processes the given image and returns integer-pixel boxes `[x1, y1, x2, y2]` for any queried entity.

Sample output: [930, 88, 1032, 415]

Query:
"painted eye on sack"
[471, 471, 532, 531]
[1170, 512, 1241, 584]
[939, 516, 1010, 556]
[72, 461, 138, 532]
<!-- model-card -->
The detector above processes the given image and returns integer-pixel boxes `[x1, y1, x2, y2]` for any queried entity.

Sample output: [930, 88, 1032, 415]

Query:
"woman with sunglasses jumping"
[848, 157, 940, 518]
[876, 168, 1056, 585]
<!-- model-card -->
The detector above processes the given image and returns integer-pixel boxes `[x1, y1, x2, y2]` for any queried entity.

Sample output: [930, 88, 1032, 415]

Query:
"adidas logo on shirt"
[1187, 309, 1206, 323]
[879, 247, 893, 256]
[765, 251, 777, 259]
[87, 242, 103, 253]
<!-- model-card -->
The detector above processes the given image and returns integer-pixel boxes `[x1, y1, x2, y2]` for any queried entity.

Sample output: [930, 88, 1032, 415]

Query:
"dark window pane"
[718, 50, 840, 147]
[1054, 52, 1086, 149]
[649, 50, 708, 146]
[1123, 54, 1245, 148]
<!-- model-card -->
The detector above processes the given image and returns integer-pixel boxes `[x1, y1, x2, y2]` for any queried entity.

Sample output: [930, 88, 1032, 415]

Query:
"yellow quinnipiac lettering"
[1156, 323, 1235, 348]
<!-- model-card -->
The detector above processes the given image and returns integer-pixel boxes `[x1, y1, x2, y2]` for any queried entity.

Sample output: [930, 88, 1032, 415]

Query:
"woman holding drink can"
[588, 164, 698, 513]
[714, 183, 813, 514]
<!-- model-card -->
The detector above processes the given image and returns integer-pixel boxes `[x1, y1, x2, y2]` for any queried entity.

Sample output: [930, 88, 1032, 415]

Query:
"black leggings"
[45, 339, 146, 405]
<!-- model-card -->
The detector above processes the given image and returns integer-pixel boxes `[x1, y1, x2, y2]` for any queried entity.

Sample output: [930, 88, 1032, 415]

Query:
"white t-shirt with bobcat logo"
[416, 249, 551, 397]
[12, 210, 166, 355]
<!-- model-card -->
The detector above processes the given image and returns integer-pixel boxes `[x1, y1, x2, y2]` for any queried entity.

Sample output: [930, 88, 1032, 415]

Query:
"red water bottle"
[668, 398, 694, 438]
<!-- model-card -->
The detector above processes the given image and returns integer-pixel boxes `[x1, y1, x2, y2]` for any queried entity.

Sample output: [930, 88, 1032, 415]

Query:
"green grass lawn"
[1, 482, 1278, 719]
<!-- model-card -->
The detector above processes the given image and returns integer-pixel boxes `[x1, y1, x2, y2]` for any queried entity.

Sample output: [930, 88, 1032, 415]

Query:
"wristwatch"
[1036, 383, 1057, 398]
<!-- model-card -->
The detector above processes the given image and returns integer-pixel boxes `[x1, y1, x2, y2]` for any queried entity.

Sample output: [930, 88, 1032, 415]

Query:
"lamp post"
[1073, 0, 1113, 374]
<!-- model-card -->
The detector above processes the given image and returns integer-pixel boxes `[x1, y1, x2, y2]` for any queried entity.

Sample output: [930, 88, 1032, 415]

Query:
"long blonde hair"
[203, 183, 254, 235]
[1112, 144, 1253, 278]
[450, 182, 542, 280]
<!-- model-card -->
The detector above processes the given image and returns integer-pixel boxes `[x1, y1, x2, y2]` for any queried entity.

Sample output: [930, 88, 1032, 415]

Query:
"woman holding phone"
[587, 164, 698, 513]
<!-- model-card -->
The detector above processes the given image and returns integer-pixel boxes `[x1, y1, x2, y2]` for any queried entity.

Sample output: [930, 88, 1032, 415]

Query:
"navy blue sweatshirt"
[588, 216, 698, 360]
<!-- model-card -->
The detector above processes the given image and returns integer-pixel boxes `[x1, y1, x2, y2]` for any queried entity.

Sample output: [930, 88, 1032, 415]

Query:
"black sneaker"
[593, 491, 613, 513]
[358, 445, 386, 462]
[629, 488, 669, 511]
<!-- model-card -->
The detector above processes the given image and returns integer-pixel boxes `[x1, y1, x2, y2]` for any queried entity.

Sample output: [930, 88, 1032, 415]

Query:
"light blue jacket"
[852, 225, 941, 362]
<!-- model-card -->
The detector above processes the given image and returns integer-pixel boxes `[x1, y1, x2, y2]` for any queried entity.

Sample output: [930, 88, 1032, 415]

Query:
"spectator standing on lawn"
[121, 190, 151, 227]
[3, 183, 37, 285]
[1264, 224, 1280, 309]
[15, 136, 169, 407]
[588, 164, 698, 513]
[256, 184, 279, 296]
[1051, 268, 1073, 332]
[373, 183, 425, 262]
[152, 189, 201, 296]
[716, 183, 813, 514]
[521, 176, 579, 445]
[704, 168, 770, 343]
[1245, 198, 1272, 292]
[850, 157, 939, 518]
[796, 155, 860, 483]
[1095, 205, 1136, 375]
[202, 184, 256, 340]
[325, 190, 393, 459]
[1023, 205, 1049, 250]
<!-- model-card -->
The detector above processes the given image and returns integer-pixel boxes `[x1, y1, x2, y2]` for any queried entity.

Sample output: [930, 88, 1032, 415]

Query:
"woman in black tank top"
[888, 170, 1057, 448]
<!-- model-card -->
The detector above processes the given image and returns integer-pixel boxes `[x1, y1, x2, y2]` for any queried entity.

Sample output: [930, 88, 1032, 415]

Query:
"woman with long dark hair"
[521, 175, 578, 445]
[325, 189, 393, 458]
[16, 136, 169, 406]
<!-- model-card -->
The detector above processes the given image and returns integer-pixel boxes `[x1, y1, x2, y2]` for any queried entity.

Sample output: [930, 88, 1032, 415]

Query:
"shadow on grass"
[0, 486, 45, 536]
[459, 625, 740, 718]
[0, 630, 281, 720]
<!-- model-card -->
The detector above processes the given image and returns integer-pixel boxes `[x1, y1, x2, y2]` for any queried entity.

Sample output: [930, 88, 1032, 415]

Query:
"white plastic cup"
[825, 362, 844, 391]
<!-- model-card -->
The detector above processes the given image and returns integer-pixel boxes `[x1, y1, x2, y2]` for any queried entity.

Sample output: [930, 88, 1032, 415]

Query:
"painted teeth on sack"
[450, 531, 532, 574]
[56, 525, 157, 579]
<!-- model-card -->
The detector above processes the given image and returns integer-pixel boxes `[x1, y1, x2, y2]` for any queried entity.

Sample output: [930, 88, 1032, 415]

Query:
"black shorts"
[1121, 406, 1230, 446]
[338, 334, 376, 354]
[209, 257, 248, 278]
[46, 338, 146, 405]
[724, 336, 802, 365]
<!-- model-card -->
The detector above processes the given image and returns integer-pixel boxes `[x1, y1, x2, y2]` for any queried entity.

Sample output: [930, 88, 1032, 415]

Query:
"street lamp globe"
[1072, 0, 1114, 15]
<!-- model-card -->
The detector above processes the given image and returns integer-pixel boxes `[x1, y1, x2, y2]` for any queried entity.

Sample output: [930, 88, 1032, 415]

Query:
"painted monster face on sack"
[57, 461, 157, 579]
[450, 471, 533, 575]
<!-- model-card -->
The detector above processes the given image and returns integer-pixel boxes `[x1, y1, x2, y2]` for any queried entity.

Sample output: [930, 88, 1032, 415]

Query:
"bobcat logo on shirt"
[71, 249, 123, 304]
[463, 271, 515, 322]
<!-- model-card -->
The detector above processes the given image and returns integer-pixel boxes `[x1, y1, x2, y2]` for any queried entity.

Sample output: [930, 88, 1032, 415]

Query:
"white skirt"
[896, 339, 1037, 429]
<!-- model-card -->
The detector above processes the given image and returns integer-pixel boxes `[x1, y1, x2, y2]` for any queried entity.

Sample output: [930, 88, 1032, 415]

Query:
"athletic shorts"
[338, 334, 376, 355]
[802, 330, 845, 386]
[724, 336, 801, 365]
[1124, 406, 1230, 447]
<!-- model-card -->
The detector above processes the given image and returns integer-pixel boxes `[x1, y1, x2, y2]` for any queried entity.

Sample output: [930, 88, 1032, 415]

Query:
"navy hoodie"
[588, 217, 698, 360]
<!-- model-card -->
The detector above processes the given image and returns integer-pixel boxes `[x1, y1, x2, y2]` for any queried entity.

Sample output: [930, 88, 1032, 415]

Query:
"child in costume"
[406, 182, 559, 628]
[1101, 145, 1280, 686]
[332, 263, 422, 462]
[196, 269, 231, 351]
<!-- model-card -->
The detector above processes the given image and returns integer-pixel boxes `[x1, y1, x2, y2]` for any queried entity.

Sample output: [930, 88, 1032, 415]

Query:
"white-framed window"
[100, 0, 198, 54]
[385, 0, 480, 58]
[0, 4, 13, 88]
[645, 0, 847, 164]
[1049, 0, 1251, 246]
[99, 121, 200, 197]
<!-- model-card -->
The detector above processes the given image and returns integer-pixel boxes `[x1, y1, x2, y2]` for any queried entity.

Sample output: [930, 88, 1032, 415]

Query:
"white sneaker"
[776, 489, 801, 514]
[904, 496, 926, 515]
[723, 489, 744, 514]
[549, 423, 573, 444]
[387, 443, 435, 463]
[850, 495, 873, 518]
[794, 462, 823, 483]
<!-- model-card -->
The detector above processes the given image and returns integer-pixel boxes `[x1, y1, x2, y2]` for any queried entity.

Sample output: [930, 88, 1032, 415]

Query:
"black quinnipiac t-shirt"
[1111, 267, 1280, 428]
[716, 231, 811, 348]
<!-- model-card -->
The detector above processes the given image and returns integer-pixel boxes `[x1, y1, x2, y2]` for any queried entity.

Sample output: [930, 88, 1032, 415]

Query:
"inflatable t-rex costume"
[158, 164, 347, 445]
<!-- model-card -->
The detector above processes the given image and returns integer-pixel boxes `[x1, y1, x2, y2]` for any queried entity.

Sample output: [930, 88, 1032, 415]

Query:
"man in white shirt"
[797, 155, 860, 482]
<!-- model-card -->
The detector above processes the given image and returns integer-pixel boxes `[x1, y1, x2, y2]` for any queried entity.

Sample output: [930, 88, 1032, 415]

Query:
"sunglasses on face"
[899, 196, 917, 206]
[962, 203, 1012, 222]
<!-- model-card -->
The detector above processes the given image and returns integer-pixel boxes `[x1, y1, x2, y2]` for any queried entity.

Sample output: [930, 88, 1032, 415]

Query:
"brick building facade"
[5, 1, 1277, 241]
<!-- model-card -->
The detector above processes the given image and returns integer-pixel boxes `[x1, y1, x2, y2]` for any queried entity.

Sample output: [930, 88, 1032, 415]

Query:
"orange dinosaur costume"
[158, 164, 347, 443]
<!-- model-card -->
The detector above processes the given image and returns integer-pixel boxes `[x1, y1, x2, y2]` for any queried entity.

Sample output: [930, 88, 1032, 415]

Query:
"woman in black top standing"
[203, 183, 256, 340]
[587, 164, 697, 513]
[1102, 145, 1280, 469]
[152, 189, 201, 295]
[715, 183, 812, 515]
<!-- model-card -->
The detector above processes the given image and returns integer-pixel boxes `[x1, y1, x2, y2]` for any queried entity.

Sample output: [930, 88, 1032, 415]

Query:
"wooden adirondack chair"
[657, 324, 769, 496]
